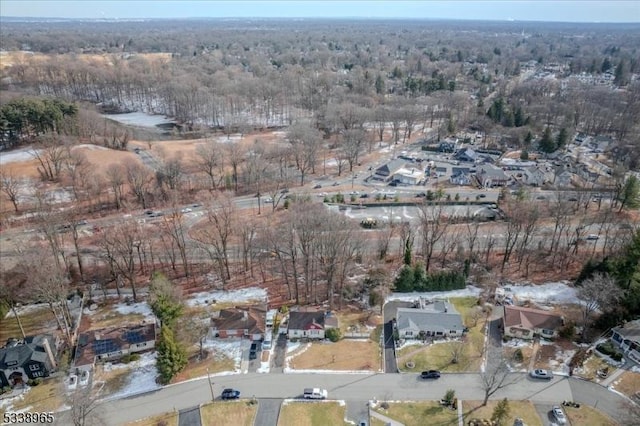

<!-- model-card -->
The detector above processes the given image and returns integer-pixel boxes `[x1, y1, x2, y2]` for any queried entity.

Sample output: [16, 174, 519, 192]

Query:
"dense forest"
[2, 19, 639, 167]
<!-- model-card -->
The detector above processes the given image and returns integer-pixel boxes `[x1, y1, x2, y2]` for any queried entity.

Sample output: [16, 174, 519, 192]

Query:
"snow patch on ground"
[4, 303, 50, 318]
[0, 147, 39, 164]
[186, 287, 268, 307]
[387, 285, 482, 302]
[202, 338, 243, 372]
[74, 144, 109, 151]
[507, 281, 578, 304]
[102, 112, 174, 128]
[503, 338, 530, 348]
[113, 301, 155, 320]
[102, 352, 160, 400]
[286, 341, 302, 354]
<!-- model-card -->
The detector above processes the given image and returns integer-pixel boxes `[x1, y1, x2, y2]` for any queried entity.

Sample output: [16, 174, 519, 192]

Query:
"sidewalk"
[600, 365, 627, 387]
[369, 409, 404, 426]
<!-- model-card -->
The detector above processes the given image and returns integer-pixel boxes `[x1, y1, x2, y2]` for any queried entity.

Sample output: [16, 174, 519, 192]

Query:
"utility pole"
[207, 368, 215, 401]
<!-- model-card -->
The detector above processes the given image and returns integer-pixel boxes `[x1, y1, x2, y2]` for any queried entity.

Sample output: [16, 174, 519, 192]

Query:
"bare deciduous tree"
[578, 273, 622, 340]
[0, 170, 23, 212]
[480, 357, 518, 406]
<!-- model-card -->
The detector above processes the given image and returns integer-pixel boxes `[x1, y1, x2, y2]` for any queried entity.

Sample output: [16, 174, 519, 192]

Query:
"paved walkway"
[370, 408, 404, 426]
[600, 364, 627, 387]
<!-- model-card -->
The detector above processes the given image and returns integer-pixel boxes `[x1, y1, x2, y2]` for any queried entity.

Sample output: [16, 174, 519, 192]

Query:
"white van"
[303, 388, 328, 399]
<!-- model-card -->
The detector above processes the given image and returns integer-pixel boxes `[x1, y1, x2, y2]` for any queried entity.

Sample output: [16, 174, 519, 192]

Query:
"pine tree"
[556, 128, 568, 150]
[539, 127, 555, 153]
[156, 326, 187, 384]
[491, 398, 510, 425]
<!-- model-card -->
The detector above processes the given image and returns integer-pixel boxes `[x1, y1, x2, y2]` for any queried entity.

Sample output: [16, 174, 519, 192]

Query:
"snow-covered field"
[0, 147, 39, 164]
[186, 287, 268, 307]
[102, 112, 174, 128]
[387, 285, 482, 302]
[387, 281, 578, 305]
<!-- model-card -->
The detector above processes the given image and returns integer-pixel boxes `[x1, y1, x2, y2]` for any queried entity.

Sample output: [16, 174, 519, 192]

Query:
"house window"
[31, 371, 43, 377]
[541, 329, 554, 336]
[29, 364, 40, 372]
[435, 332, 443, 336]
[406, 331, 413, 337]
[450, 330, 457, 335]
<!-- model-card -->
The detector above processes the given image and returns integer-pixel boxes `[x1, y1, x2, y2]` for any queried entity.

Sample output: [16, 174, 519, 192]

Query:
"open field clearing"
[278, 401, 349, 426]
[564, 405, 618, 426]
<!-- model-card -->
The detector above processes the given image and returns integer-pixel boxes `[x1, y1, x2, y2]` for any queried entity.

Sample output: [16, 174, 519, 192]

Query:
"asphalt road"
[85, 372, 629, 426]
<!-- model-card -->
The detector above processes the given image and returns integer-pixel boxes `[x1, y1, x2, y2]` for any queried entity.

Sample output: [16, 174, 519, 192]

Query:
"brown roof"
[503, 306, 563, 331]
[211, 305, 266, 336]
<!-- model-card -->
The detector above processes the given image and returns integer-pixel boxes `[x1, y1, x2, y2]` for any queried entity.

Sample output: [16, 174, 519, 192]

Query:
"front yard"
[564, 405, 618, 426]
[278, 401, 349, 426]
[125, 411, 178, 426]
[396, 297, 487, 373]
[463, 400, 542, 426]
[373, 401, 458, 426]
[287, 339, 380, 371]
[0, 305, 59, 342]
[200, 400, 257, 426]
[611, 370, 640, 400]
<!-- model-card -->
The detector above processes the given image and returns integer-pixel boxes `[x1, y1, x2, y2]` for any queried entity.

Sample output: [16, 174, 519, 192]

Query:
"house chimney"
[41, 338, 57, 369]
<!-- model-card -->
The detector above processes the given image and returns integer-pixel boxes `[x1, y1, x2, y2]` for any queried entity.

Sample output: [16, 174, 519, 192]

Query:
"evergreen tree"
[524, 131, 533, 146]
[403, 239, 412, 266]
[556, 128, 568, 150]
[618, 175, 640, 212]
[601, 57, 612, 73]
[614, 60, 629, 86]
[394, 266, 415, 292]
[375, 75, 385, 94]
[520, 150, 529, 160]
[539, 127, 555, 153]
[514, 106, 525, 127]
[491, 398, 510, 425]
[156, 326, 187, 384]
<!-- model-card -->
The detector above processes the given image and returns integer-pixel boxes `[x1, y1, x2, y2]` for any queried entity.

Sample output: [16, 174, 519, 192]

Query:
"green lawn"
[374, 401, 458, 426]
[278, 402, 350, 426]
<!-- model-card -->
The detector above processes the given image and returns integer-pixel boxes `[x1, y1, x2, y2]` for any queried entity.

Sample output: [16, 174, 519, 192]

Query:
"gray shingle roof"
[396, 307, 464, 333]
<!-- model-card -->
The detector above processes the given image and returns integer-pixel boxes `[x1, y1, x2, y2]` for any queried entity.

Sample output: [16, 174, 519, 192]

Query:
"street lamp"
[206, 368, 215, 401]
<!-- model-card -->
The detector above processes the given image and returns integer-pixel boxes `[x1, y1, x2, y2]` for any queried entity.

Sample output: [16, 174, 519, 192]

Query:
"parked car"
[221, 388, 240, 400]
[529, 369, 553, 380]
[551, 406, 567, 424]
[420, 370, 441, 379]
[79, 370, 90, 387]
[303, 388, 328, 399]
[67, 374, 78, 391]
[360, 193, 369, 198]
[313, 184, 322, 189]
[586, 234, 600, 241]
[180, 207, 192, 213]
[263, 197, 274, 203]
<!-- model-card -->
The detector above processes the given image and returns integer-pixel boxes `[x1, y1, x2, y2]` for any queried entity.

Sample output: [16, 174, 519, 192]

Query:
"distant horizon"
[1, 1, 639, 24]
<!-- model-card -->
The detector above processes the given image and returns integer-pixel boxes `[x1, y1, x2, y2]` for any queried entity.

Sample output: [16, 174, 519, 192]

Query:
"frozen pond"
[102, 112, 175, 130]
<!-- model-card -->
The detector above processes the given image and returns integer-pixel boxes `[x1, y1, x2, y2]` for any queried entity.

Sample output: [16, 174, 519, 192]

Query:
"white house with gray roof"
[395, 301, 465, 339]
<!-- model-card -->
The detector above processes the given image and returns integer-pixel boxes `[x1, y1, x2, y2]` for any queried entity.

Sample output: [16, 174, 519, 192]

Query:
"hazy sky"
[1, 1, 639, 23]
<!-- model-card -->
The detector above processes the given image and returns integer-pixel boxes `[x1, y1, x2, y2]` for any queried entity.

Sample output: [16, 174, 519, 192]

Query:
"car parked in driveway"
[420, 370, 441, 379]
[551, 406, 567, 424]
[221, 388, 240, 400]
[529, 369, 553, 380]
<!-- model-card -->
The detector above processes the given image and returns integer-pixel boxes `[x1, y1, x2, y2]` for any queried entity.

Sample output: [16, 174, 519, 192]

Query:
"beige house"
[503, 306, 564, 340]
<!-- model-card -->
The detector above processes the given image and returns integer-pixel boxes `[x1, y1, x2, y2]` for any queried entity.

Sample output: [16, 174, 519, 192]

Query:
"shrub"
[325, 328, 342, 342]
[443, 389, 456, 406]
[1, 386, 12, 394]
[513, 348, 524, 363]
[558, 322, 576, 340]
[611, 352, 623, 362]
[27, 378, 42, 386]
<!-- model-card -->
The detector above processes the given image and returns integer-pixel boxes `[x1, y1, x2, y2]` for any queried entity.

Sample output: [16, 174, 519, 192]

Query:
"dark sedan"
[420, 370, 441, 379]
[221, 388, 240, 400]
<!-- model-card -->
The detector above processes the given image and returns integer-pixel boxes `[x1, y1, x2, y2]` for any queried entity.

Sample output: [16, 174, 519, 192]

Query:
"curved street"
[56, 371, 631, 425]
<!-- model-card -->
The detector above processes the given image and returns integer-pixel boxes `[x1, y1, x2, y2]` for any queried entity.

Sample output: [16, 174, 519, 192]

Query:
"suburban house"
[455, 148, 479, 163]
[502, 306, 564, 340]
[288, 311, 332, 340]
[0, 334, 59, 387]
[393, 167, 424, 185]
[611, 320, 640, 364]
[395, 300, 465, 339]
[373, 159, 407, 182]
[438, 141, 456, 153]
[477, 164, 509, 187]
[523, 167, 552, 187]
[210, 305, 267, 341]
[74, 323, 157, 371]
[449, 170, 471, 186]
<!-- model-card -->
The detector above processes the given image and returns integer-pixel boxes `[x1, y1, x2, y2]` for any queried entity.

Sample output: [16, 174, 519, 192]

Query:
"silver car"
[552, 406, 567, 424]
[529, 369, 553, 380]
